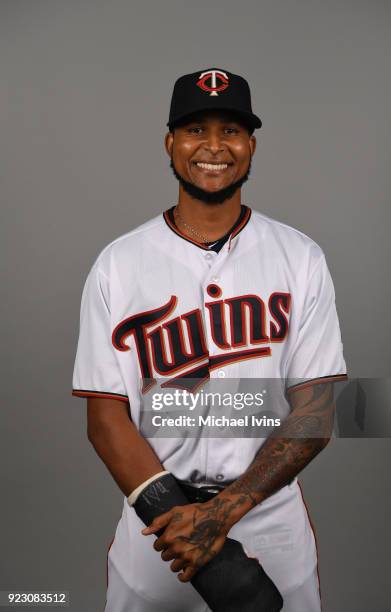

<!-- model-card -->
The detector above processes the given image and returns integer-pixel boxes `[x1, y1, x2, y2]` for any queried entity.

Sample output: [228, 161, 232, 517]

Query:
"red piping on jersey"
[106, 536, 115, 589]
[163, 206, 252, 251]
[163, 209, 210, 249]
[286, 374, 348, 395]
[104, 535, 115, 612]
[297, 480, 323, 611]
[72, 390, 129, 403]
[228, 206, 251, 251]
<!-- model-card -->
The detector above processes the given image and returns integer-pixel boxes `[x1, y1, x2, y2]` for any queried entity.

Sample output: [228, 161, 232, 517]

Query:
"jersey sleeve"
[286, 252, 348, 394]
[72, 260, 129, 403]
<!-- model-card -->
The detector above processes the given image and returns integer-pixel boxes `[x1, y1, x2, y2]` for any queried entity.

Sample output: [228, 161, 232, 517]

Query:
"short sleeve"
[286, 253, 348, 394]
[72, 261, 128, 403]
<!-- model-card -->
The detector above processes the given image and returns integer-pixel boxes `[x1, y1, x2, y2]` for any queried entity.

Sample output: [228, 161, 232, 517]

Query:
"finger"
[178, 565, 196, 582]
[161, 548, 176, 562]
[141, 512, 172, 535]
[170, 558, 186, 573]
[153, 536, 167, 552]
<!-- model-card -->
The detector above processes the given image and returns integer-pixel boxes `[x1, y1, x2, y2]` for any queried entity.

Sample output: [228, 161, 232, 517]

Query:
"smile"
[196, 162, 229, 171]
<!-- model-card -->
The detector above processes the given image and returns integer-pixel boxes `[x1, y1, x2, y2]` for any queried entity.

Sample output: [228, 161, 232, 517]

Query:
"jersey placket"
[200, 244, 238, 484]
[202, 246, 228, 378]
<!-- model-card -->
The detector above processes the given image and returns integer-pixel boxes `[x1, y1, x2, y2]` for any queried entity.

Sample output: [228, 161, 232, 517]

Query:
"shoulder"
[88, 212, 165, 277]
[250, 208, 326, 271]
[250, 208, 323, 253]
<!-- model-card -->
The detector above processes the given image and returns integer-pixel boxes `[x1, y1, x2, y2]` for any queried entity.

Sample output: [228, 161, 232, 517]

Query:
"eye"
[188, 126, 203, 134]
[224, 127, 239, 135]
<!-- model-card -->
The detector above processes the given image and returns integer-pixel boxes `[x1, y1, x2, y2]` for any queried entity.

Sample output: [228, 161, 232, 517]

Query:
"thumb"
[141, 511, 172, 534]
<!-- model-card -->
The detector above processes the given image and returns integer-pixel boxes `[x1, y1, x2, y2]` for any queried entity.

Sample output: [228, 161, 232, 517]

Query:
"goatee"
[170, 158, 251, 205]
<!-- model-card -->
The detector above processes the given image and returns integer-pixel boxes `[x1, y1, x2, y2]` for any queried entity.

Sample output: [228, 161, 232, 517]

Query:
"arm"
[88, 396, 283, 607]
[217, 381, 335, 521]
[86, 397, 163, 495]
[144, 381, 335, 581]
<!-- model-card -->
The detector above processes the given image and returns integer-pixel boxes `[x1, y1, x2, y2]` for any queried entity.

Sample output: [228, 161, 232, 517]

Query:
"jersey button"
[205, 253, 213, 261]
[216, 474, 224, 481]
[217, 370, 225, 378]
[212, 276, 220, 283]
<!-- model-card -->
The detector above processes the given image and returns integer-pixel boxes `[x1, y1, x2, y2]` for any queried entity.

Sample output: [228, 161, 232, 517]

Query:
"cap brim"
[167, 106, 262, 130]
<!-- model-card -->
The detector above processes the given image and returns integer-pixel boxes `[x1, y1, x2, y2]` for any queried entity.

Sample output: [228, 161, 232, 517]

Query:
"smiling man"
[72, 68, 347, 611]
[168, 107, 254, 202]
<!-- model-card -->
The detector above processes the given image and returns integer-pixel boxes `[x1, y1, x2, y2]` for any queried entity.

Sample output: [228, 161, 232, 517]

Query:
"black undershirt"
[167, 205, 247, 253]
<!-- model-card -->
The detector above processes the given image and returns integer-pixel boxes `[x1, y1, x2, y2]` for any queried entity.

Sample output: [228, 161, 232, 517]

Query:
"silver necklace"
[174, 206, 212, 244]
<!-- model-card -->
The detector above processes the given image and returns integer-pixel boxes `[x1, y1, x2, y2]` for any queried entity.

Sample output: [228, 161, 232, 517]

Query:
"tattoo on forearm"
[166, 383, 336, 567]
[225, 383, 335, 508]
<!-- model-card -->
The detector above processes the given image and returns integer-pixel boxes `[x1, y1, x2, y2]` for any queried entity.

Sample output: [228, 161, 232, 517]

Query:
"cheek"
[232, 142, 251, 162]
[173, 142, 195, 167]
[234, 150, 252, 175]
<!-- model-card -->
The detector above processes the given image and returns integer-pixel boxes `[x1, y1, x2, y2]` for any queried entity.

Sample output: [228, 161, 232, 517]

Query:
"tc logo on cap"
[196, 69, 229, 96]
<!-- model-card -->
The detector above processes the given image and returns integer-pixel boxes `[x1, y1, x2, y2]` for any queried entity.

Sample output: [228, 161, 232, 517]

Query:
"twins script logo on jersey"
[112, 286, 291, 393]
[196, 70, 229, 96]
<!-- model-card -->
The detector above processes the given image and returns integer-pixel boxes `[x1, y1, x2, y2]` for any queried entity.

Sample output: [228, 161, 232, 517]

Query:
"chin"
[191, 174, 233, 189]
[197, 183, 230, 193]
[170, 157, 251, 205]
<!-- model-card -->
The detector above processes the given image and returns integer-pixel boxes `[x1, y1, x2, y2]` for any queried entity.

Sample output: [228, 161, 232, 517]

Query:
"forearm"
[219, 434, 327, 525]
[87, 398, 163, 496]
[138, 384, 332, 591]
[216, 382, 335, 527]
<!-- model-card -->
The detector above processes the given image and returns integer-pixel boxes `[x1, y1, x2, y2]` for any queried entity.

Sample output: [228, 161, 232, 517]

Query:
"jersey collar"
[163, 205, 252, 251]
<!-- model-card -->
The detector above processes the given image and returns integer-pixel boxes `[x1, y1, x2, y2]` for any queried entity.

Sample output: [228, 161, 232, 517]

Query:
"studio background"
[1, 1, 390, 610]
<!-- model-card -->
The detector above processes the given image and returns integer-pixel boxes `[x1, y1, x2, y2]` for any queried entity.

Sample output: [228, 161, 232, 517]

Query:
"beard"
[170, 158, 251, 205]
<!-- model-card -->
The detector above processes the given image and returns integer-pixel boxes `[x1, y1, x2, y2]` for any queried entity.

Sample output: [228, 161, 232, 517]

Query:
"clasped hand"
[141, 499, 231, 582]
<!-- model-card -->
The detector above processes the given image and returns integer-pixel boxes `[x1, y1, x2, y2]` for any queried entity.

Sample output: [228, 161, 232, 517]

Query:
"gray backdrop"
[1, 1, 390, 610]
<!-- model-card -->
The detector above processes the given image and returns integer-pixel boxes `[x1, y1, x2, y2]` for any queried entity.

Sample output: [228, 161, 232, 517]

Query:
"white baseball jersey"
[72, 205, 347, 608]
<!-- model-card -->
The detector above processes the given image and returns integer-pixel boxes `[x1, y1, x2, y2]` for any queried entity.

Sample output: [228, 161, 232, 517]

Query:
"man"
[72, 68, 347, 611]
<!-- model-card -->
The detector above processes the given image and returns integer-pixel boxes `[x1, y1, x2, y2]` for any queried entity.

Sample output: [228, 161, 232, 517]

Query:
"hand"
[141, 497, 234, 582]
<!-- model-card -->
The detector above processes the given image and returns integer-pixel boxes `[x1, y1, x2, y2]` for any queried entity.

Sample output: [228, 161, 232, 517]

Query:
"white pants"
[105, 481, 321, 612]
[105, 560, 321, 612]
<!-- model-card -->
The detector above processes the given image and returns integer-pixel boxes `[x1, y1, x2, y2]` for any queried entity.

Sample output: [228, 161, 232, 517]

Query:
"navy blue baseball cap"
[167, 68, 262, 131]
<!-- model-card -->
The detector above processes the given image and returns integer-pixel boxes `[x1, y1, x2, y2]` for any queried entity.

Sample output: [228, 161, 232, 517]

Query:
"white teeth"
[196, 162, 228, 171]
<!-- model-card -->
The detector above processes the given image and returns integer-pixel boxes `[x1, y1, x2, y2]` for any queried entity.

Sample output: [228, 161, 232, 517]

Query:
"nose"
[204, 130, 224, 155]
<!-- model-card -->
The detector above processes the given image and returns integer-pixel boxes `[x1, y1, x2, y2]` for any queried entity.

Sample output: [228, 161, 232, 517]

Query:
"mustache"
[169, 158, 252, 205]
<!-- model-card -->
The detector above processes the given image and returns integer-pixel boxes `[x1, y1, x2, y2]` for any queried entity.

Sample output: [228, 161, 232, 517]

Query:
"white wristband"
[127, 470, 171, 507]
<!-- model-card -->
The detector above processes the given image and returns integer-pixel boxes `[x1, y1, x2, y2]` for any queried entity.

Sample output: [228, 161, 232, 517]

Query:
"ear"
[165, 131, 174, 157]
[249, 134, 256, 157]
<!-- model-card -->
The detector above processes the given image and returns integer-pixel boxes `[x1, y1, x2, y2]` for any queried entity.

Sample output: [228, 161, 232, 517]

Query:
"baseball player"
[72, 68, 347, 611]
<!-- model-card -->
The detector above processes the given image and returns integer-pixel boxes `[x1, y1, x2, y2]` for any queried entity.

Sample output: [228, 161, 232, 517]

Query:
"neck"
[175, 188, 242, 242]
